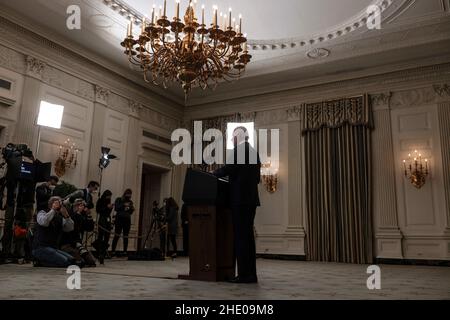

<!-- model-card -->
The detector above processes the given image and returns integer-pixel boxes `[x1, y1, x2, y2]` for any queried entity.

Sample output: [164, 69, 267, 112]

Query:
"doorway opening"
[138, 163, 171, 250]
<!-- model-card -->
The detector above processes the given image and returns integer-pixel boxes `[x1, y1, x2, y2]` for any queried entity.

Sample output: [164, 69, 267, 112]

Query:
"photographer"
[95, 190, 114, 263]
[60, 199, 96, 267]
[32, 196, 75, 267]
[111, 189, 134, 256]
[64, 180, 99, 211]
[164, 197, 179, 258]
[35, 176, 59, 212]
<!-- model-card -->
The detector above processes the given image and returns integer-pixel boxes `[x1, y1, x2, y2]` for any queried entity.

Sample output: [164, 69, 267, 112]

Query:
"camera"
[1, 143, 50, 182]
[153, 207, 165, 223]
[0, 143, 52, 259]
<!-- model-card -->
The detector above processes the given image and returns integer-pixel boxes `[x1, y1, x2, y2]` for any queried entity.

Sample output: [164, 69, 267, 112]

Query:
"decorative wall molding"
[25, 56, 45, 80]
[255, 109, 288, 126]
[40, 63, 96, 102]
[75, 80, 95, 102]
[186, 62, 450, 117]
[95, 85, 110, 105]
[0, 96, 16, 107]
[239, 111, 257, 122]
[391, 87, 439, 109]
[287, 105, 302, 122]
[433, 83, 450, 97]
[0, 14, 183, 117]
[370, 92, 392, 111]
[0, 39, 180, 133]
[129, 100, 143, 118]
[0, 45, 24, 73]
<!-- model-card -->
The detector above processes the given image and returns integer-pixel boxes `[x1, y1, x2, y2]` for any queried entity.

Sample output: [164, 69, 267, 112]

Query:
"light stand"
[98, 146, 117, 197]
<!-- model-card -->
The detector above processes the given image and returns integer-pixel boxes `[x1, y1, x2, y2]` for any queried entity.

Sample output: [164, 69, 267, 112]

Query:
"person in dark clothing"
[35, 176, 59, 212]
[164, 197, 179, 258]
[83, 181, 99, 210]
[213, 126, 261, 283]
[60, 199, 96, 266]
[180, 204, 189, 256]
[64, 181, 99, 211]
[32, 196, 75, 267]
[95, 190, 114, 264]
[111, 189, 134, 256]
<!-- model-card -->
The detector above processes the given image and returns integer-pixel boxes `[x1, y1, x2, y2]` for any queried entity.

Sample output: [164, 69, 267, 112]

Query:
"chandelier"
[121, 0, 251, 97]
[54, 138, 78, 177]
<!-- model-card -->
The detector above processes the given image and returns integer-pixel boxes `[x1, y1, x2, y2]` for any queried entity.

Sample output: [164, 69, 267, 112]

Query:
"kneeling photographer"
[32, 196, 75, 267]
[60, 199, 96, 267]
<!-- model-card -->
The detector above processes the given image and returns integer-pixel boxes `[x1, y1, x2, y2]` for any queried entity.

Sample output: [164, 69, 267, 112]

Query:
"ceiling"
[0, 0, 450, 107]
[123, 0, 373, 40]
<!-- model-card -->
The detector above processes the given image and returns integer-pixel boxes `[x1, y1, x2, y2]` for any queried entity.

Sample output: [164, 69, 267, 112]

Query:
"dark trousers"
[159, 229, 166, 256]
[111, 216, 131, 253]
[167, 234, 177, 254]
[97, 217, 111, 256]
[232, 206, 257, 279]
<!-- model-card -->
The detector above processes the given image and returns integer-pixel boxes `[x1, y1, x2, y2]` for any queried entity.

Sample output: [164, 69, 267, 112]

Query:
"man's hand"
[60, 205, 70, 219]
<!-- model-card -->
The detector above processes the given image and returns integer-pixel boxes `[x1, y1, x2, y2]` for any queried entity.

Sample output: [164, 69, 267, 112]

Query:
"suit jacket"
[214, 142, 261, 207]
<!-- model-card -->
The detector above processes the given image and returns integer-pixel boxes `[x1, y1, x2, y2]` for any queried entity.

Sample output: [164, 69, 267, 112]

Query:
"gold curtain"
[303, 95, 373, 264]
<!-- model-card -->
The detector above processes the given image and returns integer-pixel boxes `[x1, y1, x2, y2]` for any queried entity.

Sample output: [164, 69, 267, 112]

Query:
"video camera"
[1, 143, 51, 183]
[152, 207, 166, 223]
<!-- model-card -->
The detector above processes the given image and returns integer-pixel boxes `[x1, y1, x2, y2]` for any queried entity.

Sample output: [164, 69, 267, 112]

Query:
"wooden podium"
[179, 169, 235, 282]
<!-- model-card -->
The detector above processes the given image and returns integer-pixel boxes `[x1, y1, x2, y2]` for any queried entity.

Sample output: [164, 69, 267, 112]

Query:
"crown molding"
[0, 7, 185, 112]
[184, 62, 450, 121]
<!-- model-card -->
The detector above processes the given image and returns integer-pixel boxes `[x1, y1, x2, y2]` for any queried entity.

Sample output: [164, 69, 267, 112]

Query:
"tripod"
[142, 211, 166, 251]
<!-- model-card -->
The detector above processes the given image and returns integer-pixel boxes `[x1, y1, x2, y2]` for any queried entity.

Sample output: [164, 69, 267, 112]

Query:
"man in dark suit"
[214, 126, 261, 283]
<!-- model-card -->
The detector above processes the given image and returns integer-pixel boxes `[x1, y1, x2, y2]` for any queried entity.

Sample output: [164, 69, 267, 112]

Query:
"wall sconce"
[261, 159, 278, 193]
[54, 138, 78, 177]
[402, 150, 429, 189]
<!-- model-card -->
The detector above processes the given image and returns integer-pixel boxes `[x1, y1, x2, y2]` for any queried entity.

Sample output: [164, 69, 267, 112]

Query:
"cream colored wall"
[0, 31, 181, 251]
[184, 65, 450, 261]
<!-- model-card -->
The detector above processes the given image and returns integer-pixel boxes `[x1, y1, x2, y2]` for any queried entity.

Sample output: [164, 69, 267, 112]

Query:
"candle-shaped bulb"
[130, 18, 134, 36]
[152, 4, 155, 24]
[176, 0, 180, 20]
[228, 7, 232, 28]
[201, 4, 205, 25]
[239, 13, 242, 33]
[163, 0, 167, 16]
[213, 5, 218, 26]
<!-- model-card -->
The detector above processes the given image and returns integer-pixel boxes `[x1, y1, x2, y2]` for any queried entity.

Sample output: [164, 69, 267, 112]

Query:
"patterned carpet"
[0, 257, 449, 299]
